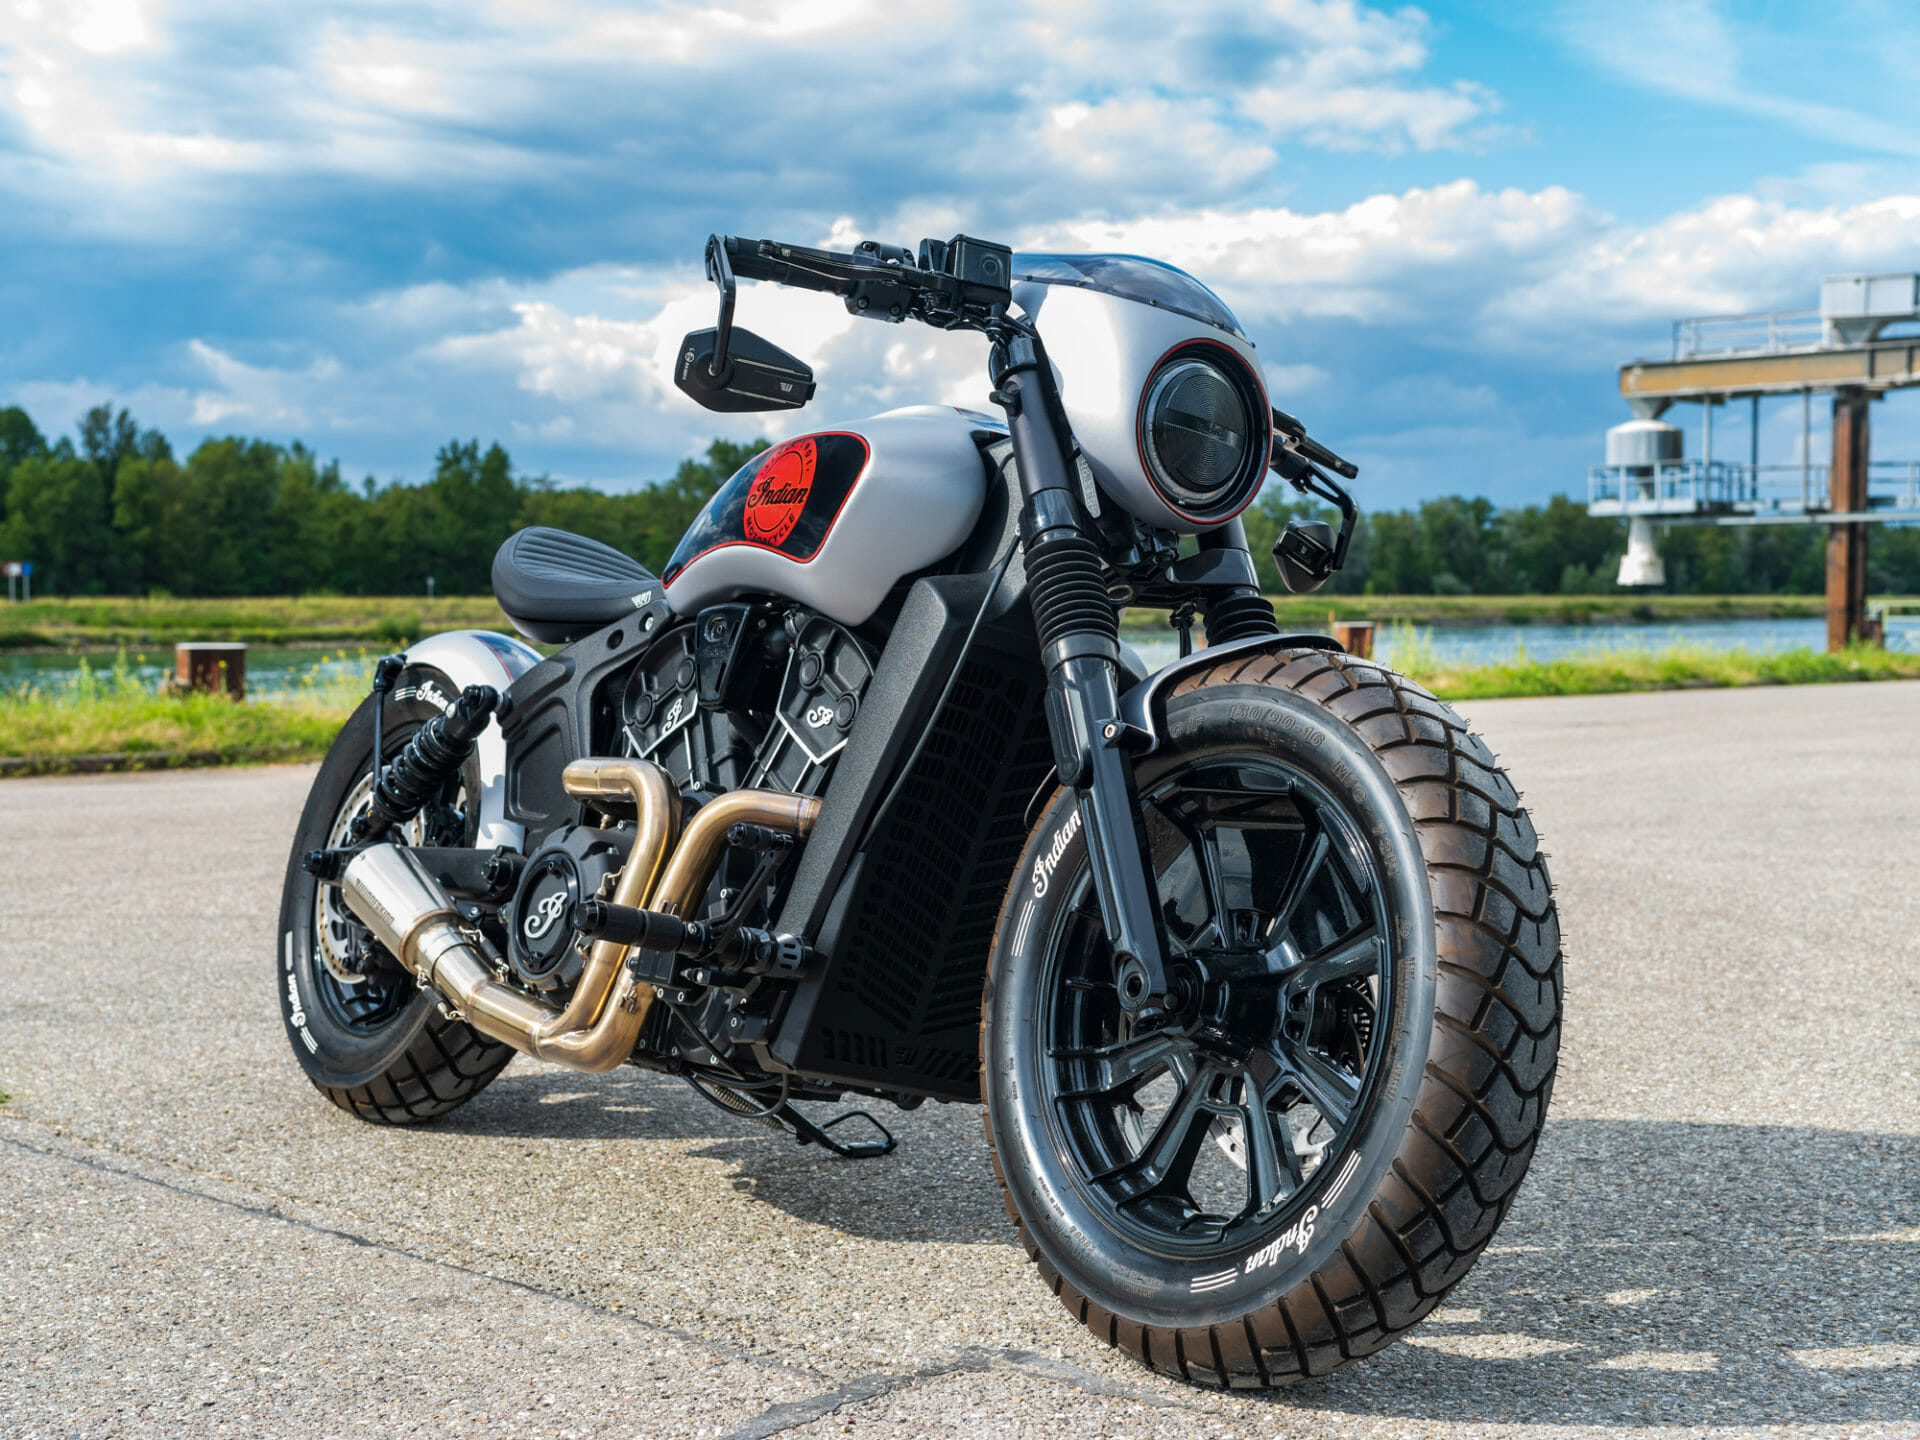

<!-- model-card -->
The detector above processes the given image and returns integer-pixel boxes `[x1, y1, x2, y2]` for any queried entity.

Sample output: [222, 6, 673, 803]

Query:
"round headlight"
[1139, 351, 1264, 521]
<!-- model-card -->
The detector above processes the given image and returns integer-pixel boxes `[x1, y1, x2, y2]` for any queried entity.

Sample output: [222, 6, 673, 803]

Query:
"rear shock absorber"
[348, 683, 499, 845]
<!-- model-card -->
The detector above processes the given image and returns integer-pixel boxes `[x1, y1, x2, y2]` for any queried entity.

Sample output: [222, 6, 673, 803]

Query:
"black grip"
[721, 236, 860, 295]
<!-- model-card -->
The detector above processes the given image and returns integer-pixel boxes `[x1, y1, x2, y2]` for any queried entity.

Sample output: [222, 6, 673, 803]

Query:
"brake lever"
[1271, 406, 1358, 479]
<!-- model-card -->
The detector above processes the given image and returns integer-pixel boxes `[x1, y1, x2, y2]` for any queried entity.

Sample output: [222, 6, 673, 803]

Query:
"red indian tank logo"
[743, 438, 816, 546]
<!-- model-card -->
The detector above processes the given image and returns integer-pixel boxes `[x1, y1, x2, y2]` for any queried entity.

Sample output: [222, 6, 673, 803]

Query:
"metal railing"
[1672, 309, 1825, 359]
[1588, 460, 1745, 513]
[1589, 459, 1920, 515]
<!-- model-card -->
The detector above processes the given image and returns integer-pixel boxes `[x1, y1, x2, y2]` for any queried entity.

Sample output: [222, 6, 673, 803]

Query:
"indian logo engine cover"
[743, 438, 816, 546]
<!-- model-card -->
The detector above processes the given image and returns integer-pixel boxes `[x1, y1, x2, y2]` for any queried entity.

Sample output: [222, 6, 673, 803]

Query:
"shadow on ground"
[1249, 1117, 1919, 1429]
[447, 1071, 1920, 1428]
[436, 1062, 1011, 1245]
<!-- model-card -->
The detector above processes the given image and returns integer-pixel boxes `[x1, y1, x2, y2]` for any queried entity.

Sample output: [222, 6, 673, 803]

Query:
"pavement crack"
[0, 1125, 822, 1384]
[716, 1346, 1184, 1438]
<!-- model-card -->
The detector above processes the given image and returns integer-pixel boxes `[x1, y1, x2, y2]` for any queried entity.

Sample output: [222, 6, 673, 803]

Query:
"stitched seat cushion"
[490, 526, 661, 644]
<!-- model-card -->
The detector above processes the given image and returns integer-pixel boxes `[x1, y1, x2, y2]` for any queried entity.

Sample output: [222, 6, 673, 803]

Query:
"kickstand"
[776, 1103, 896, 1160]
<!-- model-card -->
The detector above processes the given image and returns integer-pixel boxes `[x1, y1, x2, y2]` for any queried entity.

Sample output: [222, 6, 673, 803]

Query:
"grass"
[0, 591, 1881, 650]
[0, 650, 367, 770]
[1, 594, 513, 648]
[1380, 620, 1920, 701]
[1120, 591, 1866, 634]
[6, 620, 1919, 776]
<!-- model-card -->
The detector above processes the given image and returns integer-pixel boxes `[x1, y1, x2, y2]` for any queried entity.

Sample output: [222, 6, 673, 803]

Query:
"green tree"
[0, 452, 114, 593]
[1494, 494, 1624, 593]
[517, 437, 767, 573]
[0, 405, 45, 489]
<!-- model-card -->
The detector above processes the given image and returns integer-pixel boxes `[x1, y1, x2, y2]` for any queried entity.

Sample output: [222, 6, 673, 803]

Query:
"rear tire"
[982, 648, 1561, 1385]
[276, 666, 515, 1125]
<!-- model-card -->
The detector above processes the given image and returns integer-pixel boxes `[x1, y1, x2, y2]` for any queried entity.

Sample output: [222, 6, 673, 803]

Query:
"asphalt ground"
[2, 680, 1916, 1439]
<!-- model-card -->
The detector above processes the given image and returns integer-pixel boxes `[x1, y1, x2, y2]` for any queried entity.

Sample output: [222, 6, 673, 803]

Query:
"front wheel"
[982, 648, 1561, 1386]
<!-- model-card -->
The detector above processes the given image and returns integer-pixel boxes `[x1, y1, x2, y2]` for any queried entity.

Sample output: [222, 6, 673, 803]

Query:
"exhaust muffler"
[338, 757, 818, 1074]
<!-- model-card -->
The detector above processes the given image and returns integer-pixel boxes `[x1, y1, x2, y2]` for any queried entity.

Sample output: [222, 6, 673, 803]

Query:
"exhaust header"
[338, 757, 817, 1074]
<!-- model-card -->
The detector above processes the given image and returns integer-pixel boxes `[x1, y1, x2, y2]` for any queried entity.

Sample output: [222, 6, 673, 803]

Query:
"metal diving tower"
[1588, 272, 1920, 648]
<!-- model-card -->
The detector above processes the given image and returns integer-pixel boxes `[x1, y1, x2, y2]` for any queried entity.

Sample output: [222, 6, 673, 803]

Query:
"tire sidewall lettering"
[276, 669, 457, 1088]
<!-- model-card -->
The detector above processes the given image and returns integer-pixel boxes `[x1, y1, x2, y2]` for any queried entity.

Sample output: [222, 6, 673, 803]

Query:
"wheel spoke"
[1162, 813, 1233, 949]
[1050, 1029, 1187, 1101]
[1270, 828, 1330, 938]
[1237, 1097, 1287, 1218]
[1247, 1053, 1308, 1188]
[1273, 1038, 1362, 1127]
[1088, 1062, 1219, 1202]
[1286, 927, 1384, 994]
[1195, 826, 1243, 948]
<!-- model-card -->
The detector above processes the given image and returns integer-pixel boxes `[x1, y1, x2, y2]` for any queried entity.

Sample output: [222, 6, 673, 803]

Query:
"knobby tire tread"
[981, 647, 1563, 1388]
[318, 1008, 513, 1126]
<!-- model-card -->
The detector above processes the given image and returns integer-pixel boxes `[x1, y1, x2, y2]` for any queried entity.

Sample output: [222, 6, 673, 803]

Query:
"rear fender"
[401, 630, 542, 851]
[1117, 633, 1342, 756]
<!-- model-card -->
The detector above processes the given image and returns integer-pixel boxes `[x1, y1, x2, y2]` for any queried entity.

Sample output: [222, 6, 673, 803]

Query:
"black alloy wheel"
[1040, 755, 1391, 1259]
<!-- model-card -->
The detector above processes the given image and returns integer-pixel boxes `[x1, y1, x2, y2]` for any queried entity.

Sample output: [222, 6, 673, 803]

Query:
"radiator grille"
[823, 652, 1055, 1095]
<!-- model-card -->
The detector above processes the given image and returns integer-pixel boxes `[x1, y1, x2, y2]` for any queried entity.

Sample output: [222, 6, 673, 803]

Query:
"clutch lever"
[1269, 430, 1359, 595]
[1271, 406, 1358, 479]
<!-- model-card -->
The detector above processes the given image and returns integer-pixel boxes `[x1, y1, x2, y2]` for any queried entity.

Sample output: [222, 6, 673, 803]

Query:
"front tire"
[982, 648, 1561, 1385]
[277, 666, 515, 1124]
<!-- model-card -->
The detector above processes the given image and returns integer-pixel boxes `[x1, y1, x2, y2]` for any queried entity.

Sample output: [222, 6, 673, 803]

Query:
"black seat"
[491, 526, 661, 644]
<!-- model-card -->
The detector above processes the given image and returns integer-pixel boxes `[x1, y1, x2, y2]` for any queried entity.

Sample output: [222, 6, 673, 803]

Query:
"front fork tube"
[1047, 654, 1169, 1013]
[993, 328, 1172, 1014]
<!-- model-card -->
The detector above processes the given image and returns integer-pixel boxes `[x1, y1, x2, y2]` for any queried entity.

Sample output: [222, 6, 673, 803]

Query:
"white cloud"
[185, 341, 330, 428]
[21, 177, 1920, 496]
[1029, 184, 1920, 360]
[0, 0, 1503, 237]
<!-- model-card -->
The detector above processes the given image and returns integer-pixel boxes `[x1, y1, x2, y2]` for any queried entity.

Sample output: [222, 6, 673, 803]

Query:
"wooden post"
[1332, 620, 1376, 659]
[1827, 389, 1870, 651]
[175, 642, 248, 699]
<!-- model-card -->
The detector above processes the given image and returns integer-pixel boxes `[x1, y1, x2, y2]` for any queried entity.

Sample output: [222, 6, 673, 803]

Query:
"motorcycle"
[280, 231, 1562, 1387]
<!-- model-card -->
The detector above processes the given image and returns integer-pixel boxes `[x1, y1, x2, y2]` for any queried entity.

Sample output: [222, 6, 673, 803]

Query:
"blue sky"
[4, 0, 1920, 509]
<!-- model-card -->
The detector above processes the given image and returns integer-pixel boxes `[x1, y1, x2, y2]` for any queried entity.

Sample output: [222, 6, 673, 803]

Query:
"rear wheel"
[982, 648, 1561, 1385]
[276, 668, 515, 1124]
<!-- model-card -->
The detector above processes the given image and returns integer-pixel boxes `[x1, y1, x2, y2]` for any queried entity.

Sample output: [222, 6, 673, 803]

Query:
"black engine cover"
[504, 824, 626, 991]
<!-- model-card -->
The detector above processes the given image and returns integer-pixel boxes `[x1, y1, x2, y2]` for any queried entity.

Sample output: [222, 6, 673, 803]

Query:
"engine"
[517, 600, 874, 1096]
[619, 604, 872, 801]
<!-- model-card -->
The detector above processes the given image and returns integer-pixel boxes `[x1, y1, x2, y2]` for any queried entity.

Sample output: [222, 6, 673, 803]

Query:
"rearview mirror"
[675, 327, 815, 413]
[1273, 519, 1337, 594]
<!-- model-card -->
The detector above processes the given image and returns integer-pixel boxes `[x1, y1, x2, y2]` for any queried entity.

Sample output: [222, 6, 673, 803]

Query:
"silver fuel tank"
[661, 405, 995, 626]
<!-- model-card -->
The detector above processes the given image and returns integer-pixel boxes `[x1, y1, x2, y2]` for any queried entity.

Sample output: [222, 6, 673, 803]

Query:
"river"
[5, 615, 1915, 696]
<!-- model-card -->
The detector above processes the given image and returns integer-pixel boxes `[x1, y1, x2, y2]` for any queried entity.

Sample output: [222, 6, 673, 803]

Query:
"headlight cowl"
[1137, 344, 1269, 525]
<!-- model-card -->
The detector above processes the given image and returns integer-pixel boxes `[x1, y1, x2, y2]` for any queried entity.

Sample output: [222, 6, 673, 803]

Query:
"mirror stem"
[705, 234, 737, 379]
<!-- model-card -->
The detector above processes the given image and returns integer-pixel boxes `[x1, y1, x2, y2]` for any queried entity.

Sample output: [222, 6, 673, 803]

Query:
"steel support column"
[1827, 388, 1871, 650]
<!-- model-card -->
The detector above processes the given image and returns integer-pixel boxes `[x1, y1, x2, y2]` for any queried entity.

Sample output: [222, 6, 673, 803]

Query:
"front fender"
[1117, 632, 1341, 755]
[402, 629, 542, 851]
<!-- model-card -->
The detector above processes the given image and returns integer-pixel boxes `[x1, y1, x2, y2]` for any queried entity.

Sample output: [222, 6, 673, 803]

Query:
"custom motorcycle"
[280, 232, 1562, 1386]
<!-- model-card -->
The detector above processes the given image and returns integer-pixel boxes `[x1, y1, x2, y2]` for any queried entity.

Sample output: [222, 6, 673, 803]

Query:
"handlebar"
[707, 233, 1015, 329]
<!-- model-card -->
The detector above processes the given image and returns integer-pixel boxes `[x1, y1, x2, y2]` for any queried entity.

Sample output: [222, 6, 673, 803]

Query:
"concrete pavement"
[2, 680, 1916, 1437]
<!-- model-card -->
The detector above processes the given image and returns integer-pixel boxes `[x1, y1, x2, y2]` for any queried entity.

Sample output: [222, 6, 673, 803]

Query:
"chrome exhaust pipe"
[338, 757, 819, 1074]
